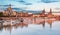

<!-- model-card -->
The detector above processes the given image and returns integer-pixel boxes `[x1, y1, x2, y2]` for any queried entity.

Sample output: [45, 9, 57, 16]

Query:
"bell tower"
[7, 4, 12, 12]
[49, 8, 52, 14]
[42, 9, 45, 14]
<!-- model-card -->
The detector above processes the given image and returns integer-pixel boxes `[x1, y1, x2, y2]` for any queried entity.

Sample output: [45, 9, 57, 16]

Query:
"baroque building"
[47, 9, 54, 18]
[40, 9, 46, 17]
[3, 4, 17, 17]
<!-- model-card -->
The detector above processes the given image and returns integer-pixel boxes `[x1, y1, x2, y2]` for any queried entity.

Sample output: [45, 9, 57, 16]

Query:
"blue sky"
[0, 0, 60, 12]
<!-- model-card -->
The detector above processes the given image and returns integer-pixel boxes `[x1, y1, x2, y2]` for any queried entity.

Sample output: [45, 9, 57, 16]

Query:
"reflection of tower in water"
[47, 20, 53, 28]
[21, 18, 28, 28]
[20, 18, 24, 22]
[39, 21, 45, 28]
[0, 22, 3, 31]
[3, 25, 12, 35]
[42, 21, 45, 28]
[20, 21, 28, 28]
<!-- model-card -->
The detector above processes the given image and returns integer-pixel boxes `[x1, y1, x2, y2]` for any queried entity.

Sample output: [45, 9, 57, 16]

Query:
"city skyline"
[0, 0, 60, 35]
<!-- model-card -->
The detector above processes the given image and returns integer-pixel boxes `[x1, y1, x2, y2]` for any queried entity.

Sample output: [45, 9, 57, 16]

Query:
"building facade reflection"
[0, 17, 59, 34]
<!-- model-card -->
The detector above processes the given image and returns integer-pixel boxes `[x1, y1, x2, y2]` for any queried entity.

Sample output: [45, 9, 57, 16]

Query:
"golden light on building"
[40, 9, 45, 17]
[3, 10, 8, 16]
[33, 14, 40, 17]
[7, 4, 12, 12]
[47, 9, 54, 18]
[12, 11, 17, 16]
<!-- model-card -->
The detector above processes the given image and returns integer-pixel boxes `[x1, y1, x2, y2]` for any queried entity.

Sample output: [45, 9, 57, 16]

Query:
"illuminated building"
[40, 9, 45, 17]
[47, 9, 54, 18]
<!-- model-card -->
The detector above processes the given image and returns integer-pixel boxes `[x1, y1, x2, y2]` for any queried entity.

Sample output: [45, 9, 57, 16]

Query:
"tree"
[0, 12, 3, 17]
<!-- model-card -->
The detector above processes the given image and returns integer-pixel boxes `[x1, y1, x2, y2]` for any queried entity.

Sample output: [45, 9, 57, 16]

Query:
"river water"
[0, 18, 60, 35]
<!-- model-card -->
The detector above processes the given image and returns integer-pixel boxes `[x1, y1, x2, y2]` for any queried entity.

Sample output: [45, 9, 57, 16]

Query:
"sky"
[0, 0, 60, 12]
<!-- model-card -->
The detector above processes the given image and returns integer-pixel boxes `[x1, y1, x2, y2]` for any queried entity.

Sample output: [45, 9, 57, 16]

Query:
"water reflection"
[0, 17, 60, 35]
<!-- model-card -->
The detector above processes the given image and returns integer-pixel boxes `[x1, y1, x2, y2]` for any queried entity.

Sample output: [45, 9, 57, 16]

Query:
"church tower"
[49, 8, 52, 14]
[42, 9, 45, 14]
[40, 9, 45, 17]
[7, 4, 12, 12]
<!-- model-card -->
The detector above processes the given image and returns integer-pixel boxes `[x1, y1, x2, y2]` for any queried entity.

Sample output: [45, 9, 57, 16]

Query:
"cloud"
[0, 0, 60, 12]
[0, 5, 14, 7]
[12, 8, 25, 11]
[16, 0, 33, 5]
[41, 0, 60, 3]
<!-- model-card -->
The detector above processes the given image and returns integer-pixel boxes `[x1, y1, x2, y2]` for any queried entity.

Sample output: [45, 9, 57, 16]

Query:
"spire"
[7, 4, 12, 12]
[50, 8, 52, 13]
[42, 9, 45, 14]
[9, 4, 11, 7]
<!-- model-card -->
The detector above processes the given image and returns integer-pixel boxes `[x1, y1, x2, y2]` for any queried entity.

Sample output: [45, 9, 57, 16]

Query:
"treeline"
[0, 12, 16, 17]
